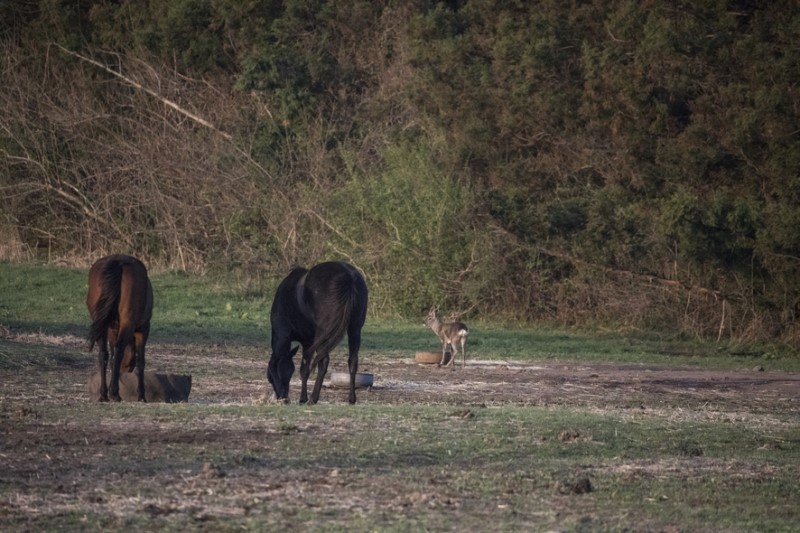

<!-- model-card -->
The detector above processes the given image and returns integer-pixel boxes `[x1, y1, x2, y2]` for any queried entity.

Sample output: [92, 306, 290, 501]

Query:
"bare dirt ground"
[1, 333, 798, 530]
[5, 334, 796, 414]
[365, 358, 799, 413]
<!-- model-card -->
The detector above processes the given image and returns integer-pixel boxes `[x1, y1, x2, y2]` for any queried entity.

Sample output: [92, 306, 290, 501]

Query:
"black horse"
[86, 254, 153, 402]
[267, 261, 368, 404]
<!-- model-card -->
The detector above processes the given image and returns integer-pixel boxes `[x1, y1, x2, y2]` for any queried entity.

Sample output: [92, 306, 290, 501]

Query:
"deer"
[424, 307, 469, 368]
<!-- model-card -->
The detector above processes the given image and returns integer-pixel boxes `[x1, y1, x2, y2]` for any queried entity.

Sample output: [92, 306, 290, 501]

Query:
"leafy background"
[1, 1, 798, 343]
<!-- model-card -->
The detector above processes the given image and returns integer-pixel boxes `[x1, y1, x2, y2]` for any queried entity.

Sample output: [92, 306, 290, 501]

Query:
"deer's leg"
[461, 337, 467, 368]
[446, 343, 457, 368]
[439, 342, 448, 366]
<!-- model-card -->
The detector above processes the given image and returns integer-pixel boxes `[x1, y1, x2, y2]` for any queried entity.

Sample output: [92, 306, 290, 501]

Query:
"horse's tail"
[308, 268, 365, 367]
[88, 260, 123, 351]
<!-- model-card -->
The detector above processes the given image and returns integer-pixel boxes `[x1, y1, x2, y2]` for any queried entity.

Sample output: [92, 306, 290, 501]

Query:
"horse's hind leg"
[134, 326, 149, 402]
[347, 330, 361, 405]
[309, 354, 329, 405]
[97, 332, 110, 401]
[299, 346, 313, 404]
[110, 328, 132, 402]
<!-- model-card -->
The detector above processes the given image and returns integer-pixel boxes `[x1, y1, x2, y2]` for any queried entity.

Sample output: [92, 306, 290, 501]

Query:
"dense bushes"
[1, 1, 799, 343]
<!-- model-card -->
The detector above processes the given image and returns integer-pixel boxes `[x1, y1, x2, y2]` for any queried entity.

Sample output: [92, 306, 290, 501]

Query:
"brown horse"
[86, 254, 153, 402]
[267, 261, 368, 405]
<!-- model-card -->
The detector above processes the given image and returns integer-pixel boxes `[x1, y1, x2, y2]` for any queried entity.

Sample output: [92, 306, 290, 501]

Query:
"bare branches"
[537, 246, 726, 301]
[0, 42, 275, 268]
[53, 44, 233, 141]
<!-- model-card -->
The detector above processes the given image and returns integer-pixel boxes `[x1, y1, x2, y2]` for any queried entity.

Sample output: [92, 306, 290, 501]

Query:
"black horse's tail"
[88, 260, 123, 351]
[308, 268, 366, 367]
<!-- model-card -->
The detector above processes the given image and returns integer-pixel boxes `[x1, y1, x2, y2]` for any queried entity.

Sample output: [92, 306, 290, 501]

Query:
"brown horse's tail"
[308, 268, 365, 368]
[88, 260, 123, 351]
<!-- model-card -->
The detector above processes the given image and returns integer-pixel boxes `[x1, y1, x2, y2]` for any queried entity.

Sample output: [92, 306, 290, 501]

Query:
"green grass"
[1, 260, 798, 370]
[0, 261, 272, 344]
[3, 401, 798, 532]
[0, 261, 87, 335]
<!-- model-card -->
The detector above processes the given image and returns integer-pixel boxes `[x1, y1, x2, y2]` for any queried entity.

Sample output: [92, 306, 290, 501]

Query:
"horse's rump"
[87, 255, 152, 350]
[306, 262, 367, 366]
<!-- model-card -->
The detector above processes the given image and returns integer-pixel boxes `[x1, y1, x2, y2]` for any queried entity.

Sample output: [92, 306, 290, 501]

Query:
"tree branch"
[53, 44, 233, 141]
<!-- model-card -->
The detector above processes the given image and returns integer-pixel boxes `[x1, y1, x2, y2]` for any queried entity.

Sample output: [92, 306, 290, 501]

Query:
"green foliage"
[662, 188, 763, 269]
[88, 0, 235, 74]
[3, 1, 800, 342]
[327, 144, 476, 315]
[583, 187, 650, 269]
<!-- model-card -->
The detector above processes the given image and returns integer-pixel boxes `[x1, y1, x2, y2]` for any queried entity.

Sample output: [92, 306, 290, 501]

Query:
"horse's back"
[308, 261, 367, 315]
[307, 261, 366, 296]
[308, 261, 361, 281]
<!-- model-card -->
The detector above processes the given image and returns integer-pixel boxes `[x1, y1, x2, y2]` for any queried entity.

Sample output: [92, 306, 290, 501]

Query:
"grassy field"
[2, 261, 796, 370]
[1, 261, 799, 531]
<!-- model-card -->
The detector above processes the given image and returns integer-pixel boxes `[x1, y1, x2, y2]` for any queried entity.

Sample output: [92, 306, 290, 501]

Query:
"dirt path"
[2, 335, 798, 417]
[355, 359, 800, 428]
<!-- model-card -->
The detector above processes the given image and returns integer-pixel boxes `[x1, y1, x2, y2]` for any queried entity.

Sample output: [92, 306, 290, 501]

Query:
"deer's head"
[424, 306, 439, 327]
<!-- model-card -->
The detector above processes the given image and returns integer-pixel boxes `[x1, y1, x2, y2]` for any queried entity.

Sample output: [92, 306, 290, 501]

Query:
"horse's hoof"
[110, 394, 122, 402]
[98, 396, 109, 402]
[138, 397, 146, 403]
